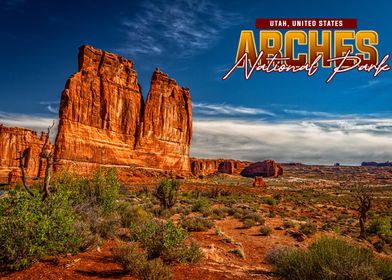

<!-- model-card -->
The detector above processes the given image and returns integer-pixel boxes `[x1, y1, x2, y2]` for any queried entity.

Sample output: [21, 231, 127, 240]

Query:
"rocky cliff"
[191, 158, 252, 177]
[133, 69, 192, 173]
[0, 125, 51, 180]
[54, 45, 192, 175]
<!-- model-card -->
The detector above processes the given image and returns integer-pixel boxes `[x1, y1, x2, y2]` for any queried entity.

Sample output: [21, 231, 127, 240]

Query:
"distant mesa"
[361, 161, 392, 167]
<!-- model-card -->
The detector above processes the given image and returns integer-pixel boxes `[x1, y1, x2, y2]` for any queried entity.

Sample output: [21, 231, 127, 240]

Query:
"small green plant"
[130, 219, 202, 263]
[283, 221, 295, 229]
[299, 223, 317, 236]
[229, 248, 245, 259]
[192, 196, 211, 212]
[368, 217, 392, 237]
[265, 197, 277, 206]
[116, 202, 151, 228]
[154, 179, 180, 209]
[113, 245, 172, 280]
[260, 226, 272, 236]
[181, 217, 214, 232]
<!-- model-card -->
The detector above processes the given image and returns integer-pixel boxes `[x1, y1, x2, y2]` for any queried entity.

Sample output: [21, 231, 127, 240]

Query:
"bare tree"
[353, 183, 374, 239]
[17, 147, 35, 197]
[40, 121, 55, 200]
[17, 121, 55, 200]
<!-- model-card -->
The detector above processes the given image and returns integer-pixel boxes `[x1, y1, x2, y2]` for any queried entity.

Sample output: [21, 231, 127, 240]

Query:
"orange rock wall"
[0, 125, 50, 179]
[54, 45, 192, 175]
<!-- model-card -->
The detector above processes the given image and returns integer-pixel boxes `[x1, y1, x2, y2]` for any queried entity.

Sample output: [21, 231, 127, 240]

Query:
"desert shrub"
[53, 168, 120, 211]
[211, 208, 227, 219]
[192, 196, 211, 212]
[260, 226, 272, 236]
[229, 248, 245, 259]
[376, 258, 392, 280]
[368, 217, 392, 237]
[264, 197, 277, 206]
[268, 237, 392, 280]
[113, 245, 171, 280]
[242, 213, 265, 224]
[242, 218, 257, 228]
[116, 202, 151, 228]
[181, 217, 214, 232]
[130, 219, 202, 263]
[284, 221, 295, 228]
[154, 179, 180, 209]
[299, 223, 317, 236]
[0, 190, 83, 271]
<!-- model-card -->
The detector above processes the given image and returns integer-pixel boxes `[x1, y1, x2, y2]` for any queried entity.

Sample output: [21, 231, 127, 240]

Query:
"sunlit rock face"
[0, 125, 51, 179]
[54, 45, 192, 175]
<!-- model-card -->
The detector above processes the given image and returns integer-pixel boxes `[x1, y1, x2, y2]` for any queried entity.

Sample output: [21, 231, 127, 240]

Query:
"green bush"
[113, 245, 172, 280]
[264, 197, 277, 206]
[116, 202, 150, 228]
[260, 226, 272, 236]
[181, 217, 214, 232]
[154, 179, 180, 209]
[268, 237, 392, 280]
[130, 219, 202, 263]
[299, 223, 317, 236]
[192, 196, 211, 212]
[0, 190, 83, 271]
[368, 217, 392, 237]
[242, 213, 265, 224]
[53, 168, 120, 211]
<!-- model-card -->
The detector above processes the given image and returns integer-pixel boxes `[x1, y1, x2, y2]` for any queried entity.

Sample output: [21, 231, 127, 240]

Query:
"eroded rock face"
[240, 160, 283, 178]
[54, 45, 143, 172]
[191, 158, 252, 177]
[133, 69, 192, 174]
[54, 45, 192, 175]
[253, 176, 266, 188]
[0, 125, 51, 180]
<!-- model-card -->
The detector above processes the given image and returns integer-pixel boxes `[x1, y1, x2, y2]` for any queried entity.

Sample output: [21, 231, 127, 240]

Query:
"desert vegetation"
[0, 165, 392, 279]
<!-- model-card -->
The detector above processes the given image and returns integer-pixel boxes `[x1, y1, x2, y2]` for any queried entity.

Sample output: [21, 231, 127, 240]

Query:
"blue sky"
[1, 0, 392, 164]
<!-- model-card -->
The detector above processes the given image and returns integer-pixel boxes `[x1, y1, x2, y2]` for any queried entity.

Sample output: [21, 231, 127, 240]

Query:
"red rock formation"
[240, 160, 283, 178]
[191, 158, 252, 177]
[0, 125, 51, 181]
[253, 176, 266, 188]
[218, 161, 234, 174]
[54, 45, 143, 172]
[54, 46, 192, 175]
[133, 68, 192, 174]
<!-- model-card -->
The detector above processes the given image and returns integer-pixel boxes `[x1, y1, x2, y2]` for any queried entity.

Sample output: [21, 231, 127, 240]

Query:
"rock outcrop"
[132, 69, 192, 173]
[0, 125, 51, 181]
[253, 176, 266, 188]
[191, 158, 252, 177]
[240, 160, 283, 178]
[54, 45, 192, 175]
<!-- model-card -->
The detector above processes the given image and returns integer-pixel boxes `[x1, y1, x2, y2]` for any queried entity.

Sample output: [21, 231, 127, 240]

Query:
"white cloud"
[0, 112, 58, 142]
[2, 109, 392, 165]
[191, 118, 392, 165]
[117, 0, 240, 57]
[193, 103, 275, 116]
[283, 109, 340, 118]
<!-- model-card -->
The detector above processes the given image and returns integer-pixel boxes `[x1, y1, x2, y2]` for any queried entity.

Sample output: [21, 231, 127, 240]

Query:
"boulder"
[253, 176, 266, 188]
[240, 160, 283, 178]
